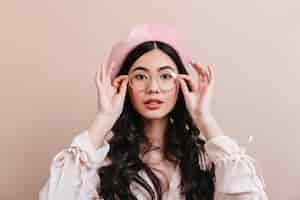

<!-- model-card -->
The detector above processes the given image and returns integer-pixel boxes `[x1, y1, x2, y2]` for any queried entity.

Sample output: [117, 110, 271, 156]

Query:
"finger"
[101, 62, 106, 82]
[117, 77, 129, 102]
[107, 61, 115, 84]
[190, 62, 207, 80]
[205, 64, 211, 83]
[202, 66, 209, 83]
[193, 62, 210, 85]
[118, 77, 128, 95]
[96, 64, 102, 87]
[113, 75, 128, 88]
[178, 78, 189, 97]
[177, 74, 197, 92]
[94, 70, 98, 87]
[207, 64, 215, 84]
[99, 63, 103, 82]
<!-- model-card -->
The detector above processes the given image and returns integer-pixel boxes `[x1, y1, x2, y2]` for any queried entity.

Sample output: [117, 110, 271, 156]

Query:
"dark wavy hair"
[97, 41, 216, 200]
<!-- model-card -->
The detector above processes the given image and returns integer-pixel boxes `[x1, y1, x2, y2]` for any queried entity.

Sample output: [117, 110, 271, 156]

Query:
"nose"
[145, 77, 160, 93]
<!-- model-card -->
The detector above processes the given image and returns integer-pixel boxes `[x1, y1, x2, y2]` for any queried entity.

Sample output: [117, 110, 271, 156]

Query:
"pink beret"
[106, 23, 193, 80]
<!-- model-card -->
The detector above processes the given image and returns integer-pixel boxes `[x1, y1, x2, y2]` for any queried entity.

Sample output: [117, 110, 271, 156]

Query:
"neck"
[143, 116, 168, 148]
[140, 116, 169, 164]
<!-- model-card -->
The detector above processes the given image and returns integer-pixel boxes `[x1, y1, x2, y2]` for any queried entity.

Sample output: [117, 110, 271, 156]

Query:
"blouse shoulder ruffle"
[203, 134, 268, 199]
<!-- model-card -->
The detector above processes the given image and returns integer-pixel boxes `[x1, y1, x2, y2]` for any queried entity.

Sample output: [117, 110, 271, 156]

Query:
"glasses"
[128, 69, 178, 92]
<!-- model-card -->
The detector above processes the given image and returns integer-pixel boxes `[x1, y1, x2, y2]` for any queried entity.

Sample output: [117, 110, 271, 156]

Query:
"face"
[128, 49, 180, 120]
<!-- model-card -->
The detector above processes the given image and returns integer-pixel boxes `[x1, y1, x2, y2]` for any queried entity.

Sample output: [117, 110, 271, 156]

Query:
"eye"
[160, 73, 173, 80]
[134, 73, 148, 80]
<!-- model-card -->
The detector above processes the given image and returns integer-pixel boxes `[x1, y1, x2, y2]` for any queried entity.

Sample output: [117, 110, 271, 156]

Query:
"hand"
[95, 61, 129, 126]
[177, 62, 216, 129]
[89, 61, 128, 149]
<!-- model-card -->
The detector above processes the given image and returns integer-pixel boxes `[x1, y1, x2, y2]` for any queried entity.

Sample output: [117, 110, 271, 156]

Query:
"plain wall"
[0, 0, 299, 199]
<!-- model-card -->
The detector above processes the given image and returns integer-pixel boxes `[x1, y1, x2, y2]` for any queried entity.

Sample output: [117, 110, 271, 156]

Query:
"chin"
[141, 113, 166, 120]
[138, 108, 170, 120]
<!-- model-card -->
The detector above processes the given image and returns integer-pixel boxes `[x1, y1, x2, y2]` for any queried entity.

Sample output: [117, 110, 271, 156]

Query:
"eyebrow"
[131, 65, 176, 72]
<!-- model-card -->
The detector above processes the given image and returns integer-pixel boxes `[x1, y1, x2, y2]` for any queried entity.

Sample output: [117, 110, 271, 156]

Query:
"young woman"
[39, 24, 268, 200]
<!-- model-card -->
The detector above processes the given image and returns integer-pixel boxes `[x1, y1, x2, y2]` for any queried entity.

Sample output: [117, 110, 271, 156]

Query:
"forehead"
[129, 49, 178, 73]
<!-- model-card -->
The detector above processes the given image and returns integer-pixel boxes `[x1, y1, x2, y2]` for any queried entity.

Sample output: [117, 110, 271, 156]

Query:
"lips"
[144, 99, 164, 104]
[143, 99, 164, 110]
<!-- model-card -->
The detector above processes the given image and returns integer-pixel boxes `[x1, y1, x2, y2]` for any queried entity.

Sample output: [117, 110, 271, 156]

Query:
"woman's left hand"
[177, 62, 216, 129]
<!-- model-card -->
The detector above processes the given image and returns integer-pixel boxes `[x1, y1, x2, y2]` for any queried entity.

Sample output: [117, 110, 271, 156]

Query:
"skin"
[125, 48, 225, 192]
[88, 47, 225, 192]
[127, 48, 224, 150]
[127, 49, 180, 191]
[89, 46, 224, 155]
[127, 49, 180, 148]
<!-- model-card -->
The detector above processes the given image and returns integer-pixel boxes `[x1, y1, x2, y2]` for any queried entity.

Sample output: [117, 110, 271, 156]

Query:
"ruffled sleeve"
[204, 135, 269, 200]
[39, 129, 111, 200]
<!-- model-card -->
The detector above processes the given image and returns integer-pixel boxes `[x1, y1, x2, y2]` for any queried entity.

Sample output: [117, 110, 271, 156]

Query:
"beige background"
[1, 0, 299, 199]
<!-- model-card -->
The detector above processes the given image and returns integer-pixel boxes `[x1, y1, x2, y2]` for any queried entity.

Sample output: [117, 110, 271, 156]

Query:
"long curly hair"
[97, 41, 216, 200]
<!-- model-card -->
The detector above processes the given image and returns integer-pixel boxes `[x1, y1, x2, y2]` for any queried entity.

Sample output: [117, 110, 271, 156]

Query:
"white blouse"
[39, 130, 268, 200]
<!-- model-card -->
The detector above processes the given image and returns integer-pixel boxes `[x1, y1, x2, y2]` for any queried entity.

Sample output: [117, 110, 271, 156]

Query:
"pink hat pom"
[106, 23, 193, 80]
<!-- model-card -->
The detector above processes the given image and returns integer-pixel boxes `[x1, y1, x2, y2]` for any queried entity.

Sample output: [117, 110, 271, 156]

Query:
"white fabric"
[39, 130, 268, 200]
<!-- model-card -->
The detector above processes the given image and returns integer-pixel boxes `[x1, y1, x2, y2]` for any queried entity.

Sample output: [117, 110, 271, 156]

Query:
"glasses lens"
[158, 71, 177, 91]
[129, 70, 177, 92]
[129, 72, 149, 91]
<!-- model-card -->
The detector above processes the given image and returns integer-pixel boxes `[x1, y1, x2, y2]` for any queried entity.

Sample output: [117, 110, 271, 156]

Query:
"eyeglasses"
[128, 70, 178, 92]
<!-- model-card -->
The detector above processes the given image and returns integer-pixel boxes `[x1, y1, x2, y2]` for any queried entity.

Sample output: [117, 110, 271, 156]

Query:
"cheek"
[128, 86, 179, 113]
[128, 88, 144, 108]
[164, 86, 179, 108]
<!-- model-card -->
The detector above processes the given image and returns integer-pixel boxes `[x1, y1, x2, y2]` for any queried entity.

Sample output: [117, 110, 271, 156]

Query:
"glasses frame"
[128, 70, 179, 92]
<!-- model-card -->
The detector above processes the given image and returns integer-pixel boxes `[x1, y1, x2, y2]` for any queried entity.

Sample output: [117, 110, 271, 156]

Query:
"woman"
[39, 24, 268, 200]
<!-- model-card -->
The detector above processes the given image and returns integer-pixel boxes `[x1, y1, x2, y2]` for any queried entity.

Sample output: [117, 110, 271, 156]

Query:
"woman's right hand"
[88, 61, 128, 148]
[95, 61, 128, 119]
